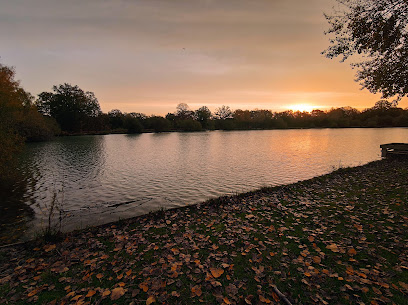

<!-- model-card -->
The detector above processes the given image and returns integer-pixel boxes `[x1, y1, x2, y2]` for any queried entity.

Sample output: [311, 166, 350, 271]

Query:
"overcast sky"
[1, 0, 384, 115]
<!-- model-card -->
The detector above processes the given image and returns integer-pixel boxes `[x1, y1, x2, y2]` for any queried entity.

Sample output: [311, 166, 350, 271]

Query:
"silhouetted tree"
[194, 106, 212, 129]
[145, 116, 171, 132]
[323, 0, 408, 103]
[214, 105, 233, 120]
[178, 119, 202, 132]
[373, 100, 394, 111]
[17, 106, 60, 141]
[176, 103, 194, 120]
[37, 83, 102, 132]
[0, 64, 25, 186]
[0, 63, 58, 189]
[233, 109, 252, 129]
[129, 112, 147, 120]
[124, 114, 143, 133]
[108, 109, 125, 130]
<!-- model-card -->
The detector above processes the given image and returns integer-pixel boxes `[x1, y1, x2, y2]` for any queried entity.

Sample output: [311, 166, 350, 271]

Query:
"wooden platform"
[380, 143, 408, 158]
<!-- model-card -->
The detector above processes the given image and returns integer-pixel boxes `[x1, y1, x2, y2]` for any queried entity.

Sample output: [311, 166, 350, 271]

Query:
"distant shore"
[1, 158, 407, 304]
[54, 125, 408, 138]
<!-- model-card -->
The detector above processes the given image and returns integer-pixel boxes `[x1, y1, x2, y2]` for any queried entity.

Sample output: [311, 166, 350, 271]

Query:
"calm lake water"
[6, 128, 408, 239]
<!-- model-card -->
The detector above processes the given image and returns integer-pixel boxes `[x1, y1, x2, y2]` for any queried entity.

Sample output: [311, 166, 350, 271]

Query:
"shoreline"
[32, 126, 408, 140]
[1, 158, 407, 304]
[0, 159, 381, 249]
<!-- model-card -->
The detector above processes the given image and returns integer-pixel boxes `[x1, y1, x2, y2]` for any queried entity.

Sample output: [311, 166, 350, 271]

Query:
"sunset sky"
[1, 0, 387, 115]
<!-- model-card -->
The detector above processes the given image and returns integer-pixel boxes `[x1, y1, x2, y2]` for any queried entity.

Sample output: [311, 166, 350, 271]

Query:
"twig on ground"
[272, 285, 292, 305]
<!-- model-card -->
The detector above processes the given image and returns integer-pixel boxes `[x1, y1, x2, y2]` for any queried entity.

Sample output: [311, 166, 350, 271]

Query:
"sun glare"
[289, 104, 315, 113]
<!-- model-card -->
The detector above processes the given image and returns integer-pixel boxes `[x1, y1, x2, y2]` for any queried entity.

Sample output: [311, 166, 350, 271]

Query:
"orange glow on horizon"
[288, 104, 316, 113]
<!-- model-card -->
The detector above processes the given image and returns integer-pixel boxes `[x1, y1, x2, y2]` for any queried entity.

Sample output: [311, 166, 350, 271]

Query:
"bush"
[124, 115, 143, 133]
[177, 119, 202, 132]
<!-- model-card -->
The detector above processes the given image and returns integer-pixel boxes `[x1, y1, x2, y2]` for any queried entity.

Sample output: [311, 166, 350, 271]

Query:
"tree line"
[2, 63, 408, 143]
[99, 101, 408, 133]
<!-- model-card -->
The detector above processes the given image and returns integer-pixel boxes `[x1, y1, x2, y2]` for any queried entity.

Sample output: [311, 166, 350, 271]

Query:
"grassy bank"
[1, 159, 407, 304]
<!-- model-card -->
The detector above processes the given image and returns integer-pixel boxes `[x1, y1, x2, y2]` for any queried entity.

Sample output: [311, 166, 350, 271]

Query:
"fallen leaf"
[326, 244, 339, 252]
[272, 292, 280, 302]
[372, 287, 382, 295]
[71, 295, 82, 301]
[139, 283, 149, 292]
[379, 282, 389, 289]
[102, 290, 111, 297]
[86, 290, 96, 298]
[191, 285, 202, 297]
[44, 244, 56, 252]
[354, 224, 363, 231]
[27, 287, 41, 297]
[245, 296, 253, 304]
[146, 296, 156, 304]
[111, 287, 125, 300]
[259, 295, 271, 303]
[348, 248, 357, 256]
[210, 268, 224, 278]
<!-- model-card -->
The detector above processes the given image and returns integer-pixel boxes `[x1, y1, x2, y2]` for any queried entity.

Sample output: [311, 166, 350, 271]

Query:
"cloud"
[1, 0, 380, 114]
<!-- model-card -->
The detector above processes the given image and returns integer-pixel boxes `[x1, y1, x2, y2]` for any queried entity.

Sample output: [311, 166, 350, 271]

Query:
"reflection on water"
[6, 128, 408, 240]
[0, 184, 34, 244]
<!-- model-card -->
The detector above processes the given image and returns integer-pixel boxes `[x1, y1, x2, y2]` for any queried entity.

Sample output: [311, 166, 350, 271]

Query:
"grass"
[0, 158, 407, 304]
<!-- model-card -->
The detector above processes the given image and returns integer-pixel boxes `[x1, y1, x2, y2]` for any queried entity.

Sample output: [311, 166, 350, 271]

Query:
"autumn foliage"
[0, 63, 58, 189]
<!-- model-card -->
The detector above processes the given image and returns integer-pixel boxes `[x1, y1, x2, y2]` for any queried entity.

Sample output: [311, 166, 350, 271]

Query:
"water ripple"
[12, 128, 408, 237]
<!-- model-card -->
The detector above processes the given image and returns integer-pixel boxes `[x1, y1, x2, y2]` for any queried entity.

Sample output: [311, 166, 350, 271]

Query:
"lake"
[4, 128, 408, 240]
